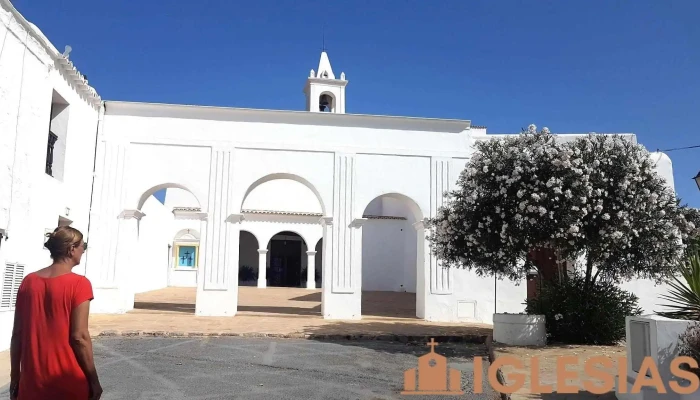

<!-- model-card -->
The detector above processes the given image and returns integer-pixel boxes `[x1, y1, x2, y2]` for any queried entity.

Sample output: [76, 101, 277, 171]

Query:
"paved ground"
[1, 337, 499, 399]
[494, 343, 625, 399]
[86, 287, 493, 339]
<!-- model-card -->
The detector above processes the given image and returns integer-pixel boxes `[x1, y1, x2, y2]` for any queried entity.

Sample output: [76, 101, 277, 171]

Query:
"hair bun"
[44, 231, 55, 250]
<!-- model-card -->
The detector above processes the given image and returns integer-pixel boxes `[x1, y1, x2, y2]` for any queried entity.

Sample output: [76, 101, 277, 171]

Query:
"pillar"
[306, 251, 317, 289]
[113, 209, 144, 312]
[195, 149, 238, 316]
[416, 156, 456, 322]
[257, 249, 268, 288]
[429, 157, 454, 295]
[84, 139, 131, 314]
[320, 216, 334, 316]
[321, 153, 365, 320]
[414, 218, 429, 319]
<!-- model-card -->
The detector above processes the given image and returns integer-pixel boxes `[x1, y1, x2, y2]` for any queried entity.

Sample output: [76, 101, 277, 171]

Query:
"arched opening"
[236, 174, 325, 317]
[132, 184, 203, 314]
[237, 230, 321, 317]
[137, 183, 198, 211]
[241, 173, 326, 216]
[267, 231, 306, 288]
[360, 193, 424, 318]
[238, 230, 259, 286]
[319, 92, 336, 113]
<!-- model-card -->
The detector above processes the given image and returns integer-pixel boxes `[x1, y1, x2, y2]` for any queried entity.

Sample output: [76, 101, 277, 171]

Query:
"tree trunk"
[585, 255, 594, 290]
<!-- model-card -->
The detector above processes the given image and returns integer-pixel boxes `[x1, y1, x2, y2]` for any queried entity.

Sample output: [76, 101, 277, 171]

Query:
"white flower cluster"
[428, 131, 692, 283]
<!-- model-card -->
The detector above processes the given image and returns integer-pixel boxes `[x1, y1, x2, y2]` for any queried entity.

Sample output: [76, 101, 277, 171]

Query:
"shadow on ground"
[133, 290, 423, 318]
[297, 320, 492, 357]
[237, 305, 322, 315]
[133, 301, 195, 313]
[289, 292, 321, 302]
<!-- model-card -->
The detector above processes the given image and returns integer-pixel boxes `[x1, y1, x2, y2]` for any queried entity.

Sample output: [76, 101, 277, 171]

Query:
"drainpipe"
[84, 102, 104, 260]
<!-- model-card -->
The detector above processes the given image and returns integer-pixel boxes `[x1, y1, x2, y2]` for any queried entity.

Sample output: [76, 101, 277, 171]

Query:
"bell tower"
[304, 51, 347, 113]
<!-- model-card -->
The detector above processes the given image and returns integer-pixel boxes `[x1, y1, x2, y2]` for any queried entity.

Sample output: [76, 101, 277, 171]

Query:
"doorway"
[268, 232, 303, 287]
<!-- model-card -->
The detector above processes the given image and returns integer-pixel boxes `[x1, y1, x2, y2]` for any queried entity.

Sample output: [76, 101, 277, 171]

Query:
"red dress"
[15, 272, 94, 400]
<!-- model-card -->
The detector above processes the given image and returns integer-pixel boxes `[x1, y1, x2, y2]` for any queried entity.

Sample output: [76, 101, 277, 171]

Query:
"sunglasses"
[73, 241, 88, 250]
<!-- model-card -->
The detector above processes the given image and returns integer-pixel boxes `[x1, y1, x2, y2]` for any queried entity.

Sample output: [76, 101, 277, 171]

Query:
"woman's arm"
[70, 301, 101, 388]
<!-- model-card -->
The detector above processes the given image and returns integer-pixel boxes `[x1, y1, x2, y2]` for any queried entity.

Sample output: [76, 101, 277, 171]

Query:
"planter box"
[493, 313, 546, 346]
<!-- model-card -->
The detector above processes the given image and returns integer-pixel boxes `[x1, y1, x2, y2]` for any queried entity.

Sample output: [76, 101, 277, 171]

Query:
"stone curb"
[95, 330, 487, 343]
[485, 335, 510, 400]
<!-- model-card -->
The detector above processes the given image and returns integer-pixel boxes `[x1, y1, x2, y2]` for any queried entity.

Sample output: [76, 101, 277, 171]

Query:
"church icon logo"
[401, 338, 464, 395]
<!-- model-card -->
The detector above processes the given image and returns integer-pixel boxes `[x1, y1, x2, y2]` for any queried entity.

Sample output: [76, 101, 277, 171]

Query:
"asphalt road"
[1, 337, 499, 399]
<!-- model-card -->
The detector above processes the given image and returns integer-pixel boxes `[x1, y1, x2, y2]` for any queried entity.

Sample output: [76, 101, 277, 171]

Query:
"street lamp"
[694, 171, 700, 192]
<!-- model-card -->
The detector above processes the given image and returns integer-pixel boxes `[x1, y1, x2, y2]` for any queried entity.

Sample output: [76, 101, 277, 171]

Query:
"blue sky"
[13, 0, 700, 207]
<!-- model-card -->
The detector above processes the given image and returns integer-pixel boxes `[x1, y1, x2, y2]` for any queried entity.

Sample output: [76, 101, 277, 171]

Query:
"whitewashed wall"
[362, 219, 417, 292]
[361, 195, 419, 293]
[0, 0, 100, 351]
[89, 103, 665, 323]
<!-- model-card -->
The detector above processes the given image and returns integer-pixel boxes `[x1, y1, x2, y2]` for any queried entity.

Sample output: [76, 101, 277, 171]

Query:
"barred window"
[45, 132, 58, 176]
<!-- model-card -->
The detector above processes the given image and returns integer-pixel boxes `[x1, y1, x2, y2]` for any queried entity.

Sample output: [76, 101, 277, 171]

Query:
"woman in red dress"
[9, 226, 103, 400]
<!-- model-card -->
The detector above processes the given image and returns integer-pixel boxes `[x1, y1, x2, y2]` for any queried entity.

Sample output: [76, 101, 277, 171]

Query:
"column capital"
[226, 213, 245, 224]
[118, 209, 145, 220]
[173, 209, 208, 221]
[258, 249, 268, 255]
[306, 251, 317, 256]
[319, 216, 333, 226]
[349, 218, 368, 228]
[413, 218, 431, 231]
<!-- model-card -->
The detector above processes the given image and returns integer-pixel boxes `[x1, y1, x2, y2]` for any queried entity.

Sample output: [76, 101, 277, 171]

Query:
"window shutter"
[1, 263, 25, 309]
[11, 264, 24, 307]
[1, 263, 15, 308]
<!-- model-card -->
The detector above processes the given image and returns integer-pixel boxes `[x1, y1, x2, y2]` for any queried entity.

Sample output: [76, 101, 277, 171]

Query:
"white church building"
[0, 0, 678, 350]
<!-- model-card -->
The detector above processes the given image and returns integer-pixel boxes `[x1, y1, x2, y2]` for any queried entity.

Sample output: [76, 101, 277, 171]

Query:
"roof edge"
[104, 100, 472, 133]
[1, 0, 102, 108]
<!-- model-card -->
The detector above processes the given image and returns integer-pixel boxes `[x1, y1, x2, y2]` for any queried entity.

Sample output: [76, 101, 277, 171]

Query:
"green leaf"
[656, 249, 700, 320]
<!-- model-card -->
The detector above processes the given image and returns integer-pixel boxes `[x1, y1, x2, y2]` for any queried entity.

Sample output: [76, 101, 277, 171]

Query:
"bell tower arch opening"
[319, 92, 336, 113]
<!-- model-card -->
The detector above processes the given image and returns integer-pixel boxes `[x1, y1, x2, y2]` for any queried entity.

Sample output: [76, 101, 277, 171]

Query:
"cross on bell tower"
[303, 39, 348, 113]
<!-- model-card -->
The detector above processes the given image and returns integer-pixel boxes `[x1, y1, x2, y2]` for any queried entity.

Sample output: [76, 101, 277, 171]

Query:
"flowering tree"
[428, 124, 693, 291]
[680, 207, 700, 249]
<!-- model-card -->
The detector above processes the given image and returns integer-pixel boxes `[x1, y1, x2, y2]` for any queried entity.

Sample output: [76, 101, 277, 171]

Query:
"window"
[176, 245, 198, 268]
[1, 263, 25, 309]
[45, 90, 69, 180]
